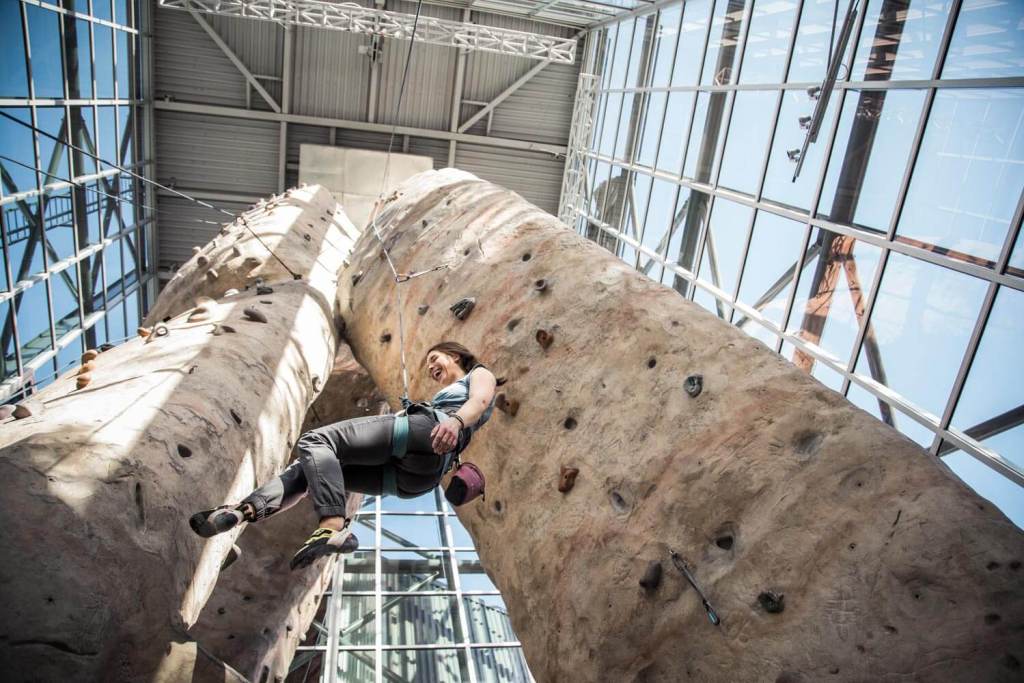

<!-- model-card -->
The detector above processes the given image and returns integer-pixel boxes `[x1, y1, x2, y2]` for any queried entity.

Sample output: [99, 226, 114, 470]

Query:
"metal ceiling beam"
[457, 58, 552, 133]
[158, 0, 578, 63]
[152, 99, 568, 155]
[187, 8, 281, 113]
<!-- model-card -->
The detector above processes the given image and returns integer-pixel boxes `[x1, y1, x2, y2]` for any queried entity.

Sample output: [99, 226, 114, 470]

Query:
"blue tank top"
[430, 364, 495, 436]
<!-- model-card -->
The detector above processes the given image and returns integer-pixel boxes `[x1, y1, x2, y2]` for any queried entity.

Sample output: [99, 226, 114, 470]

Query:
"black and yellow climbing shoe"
[289, 527, 359, 571]
[189, 505, 245, 538]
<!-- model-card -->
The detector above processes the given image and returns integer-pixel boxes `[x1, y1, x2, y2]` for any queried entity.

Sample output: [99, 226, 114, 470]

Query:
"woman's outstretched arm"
[431, 367, 497, 454]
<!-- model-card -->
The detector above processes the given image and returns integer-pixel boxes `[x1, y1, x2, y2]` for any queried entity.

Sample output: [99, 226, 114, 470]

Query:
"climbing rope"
[363, 0, 452, 406]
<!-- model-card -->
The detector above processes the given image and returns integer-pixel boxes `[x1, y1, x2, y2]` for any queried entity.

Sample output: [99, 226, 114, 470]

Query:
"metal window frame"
[563, 0, 1024, 491]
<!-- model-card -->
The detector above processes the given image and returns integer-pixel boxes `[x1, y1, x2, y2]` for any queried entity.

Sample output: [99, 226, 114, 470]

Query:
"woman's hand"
[431, 419, 460, 454]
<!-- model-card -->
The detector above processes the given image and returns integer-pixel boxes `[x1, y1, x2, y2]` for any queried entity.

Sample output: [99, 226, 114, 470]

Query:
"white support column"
[448, 8, 471, 167]
[278, 23, 293, 191]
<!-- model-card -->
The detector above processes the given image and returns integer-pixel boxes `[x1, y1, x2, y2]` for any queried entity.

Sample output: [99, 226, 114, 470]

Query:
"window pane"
[56, 333, 83, 378]
[740, 0, 799, 84]
[943, 0, 1024, 80]
[98, 105, 118, 172]
[0, 108, 37, 193]
[463, 595, 516, 644]
[474, 647, 532, 683]
[741, 320, 780, 349]
[856, 252, 987, 417]
[788, 0, 854, 83]
[650, 5, 683, 88]
[8, 198, 46, 278]
[456, 551, 495, 592]
[623, 17, 649, 89]
[682, 91, 728, 181]
[26, 4, 64, 98]
[594, 166, 627, 229]
[119, 105, 133, 165]
[380, 514, 445, 548]
[787, 230, 882, 365]
[736, 211, 806, 328]
[941, 448, 1024, 528]
[851, 0, 954, 82]
[16, 283, 51, 365]
[761, 88, 838, 211]
[718, 90, 778, 194]
[106, 299, 126, 342]
[597, 93, 622, 157]
[44, 186, 75, 261]
[702, 0, 751, 86]
[622, 172, 654, 245]
[1, 301, 16, 380]
[122, 231, 138, 283]
[950, 286, 1023, 472]
[94, 25, 115, 99]
[340, 550, 376, 592]
[336, 651, 374, 683]
[695, 198, 754, 316]
[663, 188, 707, 286]
[608, 20, 636, 89]
[51, 264, 79, 337]
[897, 89, 1024, 267]
[68, 19, 92, 99]
[656, 91, 694, 175]
[672, 0, 714, 87]
[116, 29, 131, 99]
[115, 0, 131, 27]
[613, 92, 637, 160]
[1, 3, 29, 98]
[93, 0, 113, 22]
[1009, 227, 1024, 278]
[819, 89, 927, 233]
[37, 107, 70, 181]
[379, 549, 451, 592]
[636, 91, 666, 168]
[336, 595, 375, 646]
[385, 649, 466, 682]
[382, 596, 459, 646]
[639, 178, 680, 273]
[70, 106, 97, 175]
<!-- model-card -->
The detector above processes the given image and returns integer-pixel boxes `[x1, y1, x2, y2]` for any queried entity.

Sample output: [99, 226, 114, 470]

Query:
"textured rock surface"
[338, 169, 1024, 682]
[192, 347, 387, 682]
[0, 186, 354, 682]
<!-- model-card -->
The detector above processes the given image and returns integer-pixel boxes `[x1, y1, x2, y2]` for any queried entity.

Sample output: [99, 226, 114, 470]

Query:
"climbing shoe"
[189, 505, 246, 538]
[289, 527, 359, 571]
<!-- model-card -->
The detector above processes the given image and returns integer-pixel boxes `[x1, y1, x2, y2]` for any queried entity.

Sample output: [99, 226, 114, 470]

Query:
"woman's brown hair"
[424, 341, 506, 385]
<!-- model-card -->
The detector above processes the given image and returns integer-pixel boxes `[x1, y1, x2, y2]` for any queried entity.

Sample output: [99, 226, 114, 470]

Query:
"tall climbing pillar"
[0, 186, 355, 681]
[337, 169, 1024, 682]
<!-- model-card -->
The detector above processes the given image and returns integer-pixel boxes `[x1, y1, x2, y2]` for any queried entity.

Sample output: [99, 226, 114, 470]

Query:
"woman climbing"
[188, 341, 497, 570]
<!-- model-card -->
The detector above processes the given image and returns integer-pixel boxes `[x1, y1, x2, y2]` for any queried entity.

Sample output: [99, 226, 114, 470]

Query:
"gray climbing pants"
[240, 412, 445, 520]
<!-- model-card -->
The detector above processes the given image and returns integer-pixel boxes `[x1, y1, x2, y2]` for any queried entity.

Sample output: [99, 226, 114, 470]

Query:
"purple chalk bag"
[445, 462, 485, 506]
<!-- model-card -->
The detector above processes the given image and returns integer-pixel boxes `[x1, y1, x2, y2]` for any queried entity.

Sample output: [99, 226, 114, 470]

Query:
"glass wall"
[567, 0, 1024, 525]
[0, 0, 152, 402]
[288, 491, 533, 683]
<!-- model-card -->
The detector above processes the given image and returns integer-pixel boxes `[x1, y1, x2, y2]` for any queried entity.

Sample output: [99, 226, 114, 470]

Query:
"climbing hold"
[758, 591, 785, 614]
[450, 298, 476, 321]
[495, 392, 519, 417]
[380, 332, 392, 343]
[684, 374, 704, 398]
[418, 304, 430, 315]
[219, 226, 230, 236]
[558, 466, 579, 493]
[205, 269, 219, 282]
[639, 561, 663, 591]
[177, 445, 193, 458]
[536, 329, 553, 350]
[79, 361, 96, 375]
[151, 324, 169, 339]
[563, 416, 577, 430]
[522, 252, 532, 262]
[13, 404, 33, 419]
[421, 219, 428, 228]
[243, 307, 268, 324]
[138, 327, 151, 338]
[534, 278, 549, 293]
[312, 376, 321, 392]
[352, 271, 363, 286]
[210, 238, 218, 249]
[0, 405, 14, 420]
[243, 256, 262, 270]
[197, 255, 209, 267]
[303, 233, 311, 242]
[224, 288, 239, 296]
[81, 349, 99, 363]
[192, 246, 201, 256]
[76, 373, 92, 390]
[231, 246, 242, 258]
[99, 342, 115, 352]
[220, 544, 241, 571]
[256, 284, 274, 295]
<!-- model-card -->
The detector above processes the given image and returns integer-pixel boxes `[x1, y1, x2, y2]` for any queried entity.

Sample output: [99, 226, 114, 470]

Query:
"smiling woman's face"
[426, 350, 461, 386]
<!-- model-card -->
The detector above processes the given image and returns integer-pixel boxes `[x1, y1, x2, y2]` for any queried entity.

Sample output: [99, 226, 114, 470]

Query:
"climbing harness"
[669, 550, 722, 626]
